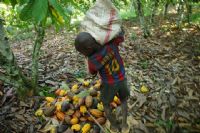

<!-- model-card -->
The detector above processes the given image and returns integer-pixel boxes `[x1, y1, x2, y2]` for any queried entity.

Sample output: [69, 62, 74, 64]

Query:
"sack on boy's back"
[80, 0, 122, 45]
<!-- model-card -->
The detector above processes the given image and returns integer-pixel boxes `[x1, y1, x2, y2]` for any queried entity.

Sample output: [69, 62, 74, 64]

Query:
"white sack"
[81, 0, 122, 45]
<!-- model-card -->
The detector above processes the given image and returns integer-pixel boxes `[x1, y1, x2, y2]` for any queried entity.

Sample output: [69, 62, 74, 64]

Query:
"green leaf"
[77, 90, 90, 98]
[19, 0, 34, 21]
[60, 81, 70, 90]
[32, 0, 48, 22]
[18, 0, 29, 5]
[10, 0, 18, 7]
[20, 0, 48, 22]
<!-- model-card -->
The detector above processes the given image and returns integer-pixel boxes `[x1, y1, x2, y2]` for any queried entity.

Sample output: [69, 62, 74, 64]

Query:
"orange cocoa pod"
[89, 109, 103, 118]
[55, 89, 61, 95]
[56, 111, 65, 121]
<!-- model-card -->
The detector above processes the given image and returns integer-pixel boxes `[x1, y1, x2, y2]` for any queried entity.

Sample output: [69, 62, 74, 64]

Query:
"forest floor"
[0, 17, 200, 133]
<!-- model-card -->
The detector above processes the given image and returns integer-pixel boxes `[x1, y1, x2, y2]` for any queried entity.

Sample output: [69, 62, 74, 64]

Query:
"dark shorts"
[100, 78, 130, 105]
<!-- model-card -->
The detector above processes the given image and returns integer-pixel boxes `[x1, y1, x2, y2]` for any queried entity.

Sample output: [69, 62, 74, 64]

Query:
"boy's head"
[75, 32, 101, 56]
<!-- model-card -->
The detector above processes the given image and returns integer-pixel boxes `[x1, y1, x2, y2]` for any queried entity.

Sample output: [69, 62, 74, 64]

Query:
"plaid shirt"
[88, 34, 125, 85]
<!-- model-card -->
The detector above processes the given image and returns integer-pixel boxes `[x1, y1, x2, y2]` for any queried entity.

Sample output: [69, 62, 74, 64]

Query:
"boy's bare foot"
[121, 123, 130, 133]
[110, 125, 119, 133]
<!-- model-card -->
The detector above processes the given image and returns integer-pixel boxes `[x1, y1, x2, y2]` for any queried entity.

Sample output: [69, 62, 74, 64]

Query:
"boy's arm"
[86, 59, 97, 75]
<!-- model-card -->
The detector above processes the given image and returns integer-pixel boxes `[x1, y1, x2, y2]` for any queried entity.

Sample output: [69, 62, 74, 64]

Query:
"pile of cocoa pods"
[35, 80, 121, 133]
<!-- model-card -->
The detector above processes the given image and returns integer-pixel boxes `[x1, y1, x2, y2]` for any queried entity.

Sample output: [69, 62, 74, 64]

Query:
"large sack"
[81, 0, 122, 45]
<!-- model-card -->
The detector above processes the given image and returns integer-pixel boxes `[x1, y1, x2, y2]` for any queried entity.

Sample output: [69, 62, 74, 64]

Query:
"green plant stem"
[31, 24, 45, 91]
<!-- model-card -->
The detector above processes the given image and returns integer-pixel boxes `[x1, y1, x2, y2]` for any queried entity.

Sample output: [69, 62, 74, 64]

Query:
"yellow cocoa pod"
[80, 106, 87, 114]
[59, 90, 66, 96]
[35, 109, 43, 116]
[45, 97, 55, 103]
[73, 95, 79, 103]
[71, 124, 81, 131]
[97, 103, 104, 111]
[55, 103, 62, 112]
[114, 96, 121, 105]
[94, 83, 101, 89]
[83, 81, 90, 86]
[72, 84, 78, 90]
[81, 123, 91, 133]
[89, 109, 103, 118]
[140, 85, 149, 93]
[70, 117, 79, 125]
[50, 126, 57, 133]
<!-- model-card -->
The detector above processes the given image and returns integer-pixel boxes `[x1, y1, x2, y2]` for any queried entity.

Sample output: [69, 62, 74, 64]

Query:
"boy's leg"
[118, 79, 130, 131]
[121, 98, 128, 129]
[100, 83, 119, 131]
[103, 103, 119, 131]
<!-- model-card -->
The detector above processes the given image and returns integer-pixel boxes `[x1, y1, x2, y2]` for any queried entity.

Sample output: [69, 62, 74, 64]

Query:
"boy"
[74, 32, 130, 132]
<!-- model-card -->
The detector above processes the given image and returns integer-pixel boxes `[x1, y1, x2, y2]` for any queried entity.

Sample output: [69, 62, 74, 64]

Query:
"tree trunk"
[134, 0, 150, 38]
[185, 0, 192, 24]
[163, 1, 170, 18]
[31, 24, 45, 91]
[177, 0, 184, 28]
[0, 18, 33, 96]
[150, 0, 159, 23]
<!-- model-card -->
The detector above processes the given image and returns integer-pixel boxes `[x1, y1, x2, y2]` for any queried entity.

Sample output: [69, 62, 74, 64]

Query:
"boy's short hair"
[75, 32, 102, 56]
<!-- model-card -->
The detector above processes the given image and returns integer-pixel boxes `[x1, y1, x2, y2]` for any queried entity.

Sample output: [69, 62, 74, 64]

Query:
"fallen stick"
[128, 100, 138, 111]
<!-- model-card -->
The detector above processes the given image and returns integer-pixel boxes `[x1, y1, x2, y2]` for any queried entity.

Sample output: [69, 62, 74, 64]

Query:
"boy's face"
[75, 32, 102, 57]
[78, 46, 94, 57]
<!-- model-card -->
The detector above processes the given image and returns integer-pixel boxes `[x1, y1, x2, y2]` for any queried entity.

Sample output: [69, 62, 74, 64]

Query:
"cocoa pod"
[85, 96, 93, 108]
[96, 117, 106, 125]
[64, 115, 71, 124]
[89, 109, 103, 118]
[44, 106, 56, 117]
[80, 117, 87, 122]
[90, 89, 98, 97]
[61, 101, 70, 112]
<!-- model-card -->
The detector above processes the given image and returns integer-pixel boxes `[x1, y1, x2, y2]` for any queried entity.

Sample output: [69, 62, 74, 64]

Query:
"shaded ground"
[0, 17, 200, 133]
